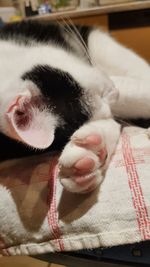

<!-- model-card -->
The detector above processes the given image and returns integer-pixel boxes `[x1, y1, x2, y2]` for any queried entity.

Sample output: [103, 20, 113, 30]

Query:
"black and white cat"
[0, 20, 150, 193]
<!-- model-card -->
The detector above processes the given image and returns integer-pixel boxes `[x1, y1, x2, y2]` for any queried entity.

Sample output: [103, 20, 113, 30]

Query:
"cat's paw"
[58, 126, 109, 193]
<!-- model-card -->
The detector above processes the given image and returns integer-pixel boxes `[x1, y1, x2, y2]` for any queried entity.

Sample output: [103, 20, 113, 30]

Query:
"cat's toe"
[73, 133, 108, 166]
[59, 169, 101, 194]
[98, 147, 108, 164]
[74, 157, 95, 174]
[73, 133, 102, 147]
[59, 157, 95, 179]
[72, 173, 98, 194]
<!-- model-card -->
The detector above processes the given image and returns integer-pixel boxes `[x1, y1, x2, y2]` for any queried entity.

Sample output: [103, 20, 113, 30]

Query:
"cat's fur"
[0, 20, 150, 193]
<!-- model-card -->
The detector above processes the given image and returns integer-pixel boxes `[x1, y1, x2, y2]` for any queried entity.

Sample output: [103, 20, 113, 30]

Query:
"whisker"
[64, 17, 91, 62]
[55, 16, 92, 63]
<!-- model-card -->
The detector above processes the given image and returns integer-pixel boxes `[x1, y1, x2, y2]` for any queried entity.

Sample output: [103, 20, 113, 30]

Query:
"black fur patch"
[0, 20, 70, 48]
[0, 21, 93, 161]
[75, 25, 92, 47]
[0, 65, 91, 161]
[22, 64, 91, 130]
[0, 21, 92, 59]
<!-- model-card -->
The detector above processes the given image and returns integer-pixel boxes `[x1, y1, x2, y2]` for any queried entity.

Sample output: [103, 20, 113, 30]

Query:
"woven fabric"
[0, 126, 150, 256]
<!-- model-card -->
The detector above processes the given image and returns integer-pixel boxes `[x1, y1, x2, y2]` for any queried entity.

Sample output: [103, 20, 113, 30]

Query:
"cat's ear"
[5, 94, 56, 149]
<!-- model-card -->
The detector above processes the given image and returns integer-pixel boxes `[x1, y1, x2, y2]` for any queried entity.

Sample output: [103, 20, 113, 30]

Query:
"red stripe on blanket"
[121, 133, 150, 240]
[47, 157, 64, 251]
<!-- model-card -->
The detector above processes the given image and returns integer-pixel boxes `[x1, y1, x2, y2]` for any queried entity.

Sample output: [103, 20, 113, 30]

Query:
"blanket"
[0, 126, 150, 256]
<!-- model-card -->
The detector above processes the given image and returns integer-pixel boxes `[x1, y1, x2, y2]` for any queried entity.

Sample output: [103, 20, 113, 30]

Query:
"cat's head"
[2, 64, 116, 150]
[2, 65, 94, 149]
[0, 21, 118, 151]
[1, 51, 116, 151]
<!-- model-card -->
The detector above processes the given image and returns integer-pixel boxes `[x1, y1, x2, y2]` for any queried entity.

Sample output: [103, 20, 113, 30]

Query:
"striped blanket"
[0, 126, 150, 256]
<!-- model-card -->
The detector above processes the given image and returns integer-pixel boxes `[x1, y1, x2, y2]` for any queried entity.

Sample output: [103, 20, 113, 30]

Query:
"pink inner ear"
[6, 95, 55, 149]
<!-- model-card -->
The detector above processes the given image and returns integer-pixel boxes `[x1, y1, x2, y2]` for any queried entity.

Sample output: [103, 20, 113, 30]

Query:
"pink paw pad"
[74, 157, 95, 175]
[74, 175, 96, 187]
[74, 134, 102, 147]
[59, 157, 95, 179]
[98, 147, 107, 162]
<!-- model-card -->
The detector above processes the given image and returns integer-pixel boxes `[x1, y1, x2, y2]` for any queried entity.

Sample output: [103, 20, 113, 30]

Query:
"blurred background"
[0, 1, 150, 73]
[0, 0, 140, 22]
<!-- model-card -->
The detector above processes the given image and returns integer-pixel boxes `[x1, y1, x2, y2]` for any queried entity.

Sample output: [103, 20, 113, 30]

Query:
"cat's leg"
[87, 29, 150, 119]
[88, 28, 150, 80]
[58, 118, 120, 193]
[110, 76, 150, 119]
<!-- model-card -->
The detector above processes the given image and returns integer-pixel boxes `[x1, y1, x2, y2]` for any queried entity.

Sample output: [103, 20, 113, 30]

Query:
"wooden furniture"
[28, 0, 150, 61]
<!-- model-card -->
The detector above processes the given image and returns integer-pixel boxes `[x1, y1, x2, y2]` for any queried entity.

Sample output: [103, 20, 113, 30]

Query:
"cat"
[0, 20, 150, 193]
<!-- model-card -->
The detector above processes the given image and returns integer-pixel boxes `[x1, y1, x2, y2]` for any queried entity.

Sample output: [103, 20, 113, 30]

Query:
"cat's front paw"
[58, 131, 107, 194]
